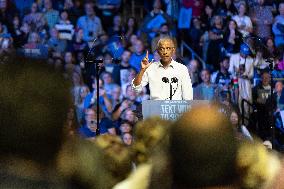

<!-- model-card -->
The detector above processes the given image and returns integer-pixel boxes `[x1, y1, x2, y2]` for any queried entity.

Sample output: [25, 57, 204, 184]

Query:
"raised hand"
[141, 50, 153, 70]
[120, 99, 130, 111]
[99, 88, 106, 97]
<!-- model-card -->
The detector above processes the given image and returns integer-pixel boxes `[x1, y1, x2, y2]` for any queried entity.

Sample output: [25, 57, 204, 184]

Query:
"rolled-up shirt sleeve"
[131, 70, 149, 94]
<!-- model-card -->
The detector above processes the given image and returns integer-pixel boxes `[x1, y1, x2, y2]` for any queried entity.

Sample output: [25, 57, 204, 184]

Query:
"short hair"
[57, 136, 132, 189]
[210, 15, 223, 27]
[132, 116, 172, 164]
[200, 68, 211, 76]
[261, 71, 270, 77]
[220, 56, 230, 63]
[274, 80, 283, 87]
[170, 104, 238, 188]
[157, 37, 176, 49]
[94, 134, 132, 181]
[0, 55, 72, 164]
[120, 119, 133, 126]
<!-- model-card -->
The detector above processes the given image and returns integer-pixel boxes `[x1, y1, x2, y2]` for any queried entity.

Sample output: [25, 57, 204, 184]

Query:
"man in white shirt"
[132, 37, 193, 100]
[229, 43, 254, 79]
[229, 43, 254, 111]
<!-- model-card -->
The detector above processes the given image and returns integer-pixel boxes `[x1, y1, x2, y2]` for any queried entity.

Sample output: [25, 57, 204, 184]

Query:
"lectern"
[142, 100, 209, 120]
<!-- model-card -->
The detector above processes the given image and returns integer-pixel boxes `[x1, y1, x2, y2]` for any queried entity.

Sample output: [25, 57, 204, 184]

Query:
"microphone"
[87, 37, 98, 54]
[171, 77, 178, 83]
[162, 77, 169, 83]
[162, 77, 179, 100]
[85, 37, 101, 64]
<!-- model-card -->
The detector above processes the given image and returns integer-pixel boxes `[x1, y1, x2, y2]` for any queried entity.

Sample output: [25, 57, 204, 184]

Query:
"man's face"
[112, 87, 121, 100]
[160, 25, 169, 34]
[126, 86, 137, 101]
[193, 18, 201, 28]
[279, 4, 284, 15]
[123, 133, 133, 145]
[201, 70, 210, 83]
[275, 82, 283, 93]
[121, 51, 131, 62]
[44, 0, 52, 10]
[125, 110, 135, 122]
[157, 39, 175, 63]
[134, 40, 144, 54]
[238, 4, 246, 15]
[50, 28, 58, 38]
[221, 59, 229, 70]
[261, 73, 271, 86]
[92, 79, 103, 91]
[258, 0, 264, 6]
[153, 0, 162, 9]
[85, 3, 94, 16]
[64, 52, 72, 63]
[120, 123, 132, 133]
[61, 11, 68, 21]
[188, 60, 198, 72]
[113, 15, 121, 26]
[80, 87, 89, 98]
[0, 0, 7, 9]
[102, 73, 112, 84]
[128, 69, 136, 81]
[85, 109, 97, 132]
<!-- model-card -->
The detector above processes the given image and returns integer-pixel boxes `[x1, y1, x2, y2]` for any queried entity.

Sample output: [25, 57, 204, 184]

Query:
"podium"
[142, 100, 209, 120]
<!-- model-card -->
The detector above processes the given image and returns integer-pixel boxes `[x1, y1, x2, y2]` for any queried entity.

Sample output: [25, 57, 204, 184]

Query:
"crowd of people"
[1, 0, 284, 144]
[1, 0, 284, 186]
[0, 56, 284, 188]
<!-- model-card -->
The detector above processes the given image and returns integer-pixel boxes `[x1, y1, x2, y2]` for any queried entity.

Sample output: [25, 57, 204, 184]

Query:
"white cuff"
[131, 79, 143, 93]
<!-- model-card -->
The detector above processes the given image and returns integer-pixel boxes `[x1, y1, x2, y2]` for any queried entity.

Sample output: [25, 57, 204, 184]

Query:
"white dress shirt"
[132, 60, 193, 100]
[229, 53, 254, 79]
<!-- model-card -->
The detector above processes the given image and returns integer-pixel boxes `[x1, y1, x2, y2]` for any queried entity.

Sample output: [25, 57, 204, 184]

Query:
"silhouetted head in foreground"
[170, 104, 239, 189]
[0, 55, 72, 165]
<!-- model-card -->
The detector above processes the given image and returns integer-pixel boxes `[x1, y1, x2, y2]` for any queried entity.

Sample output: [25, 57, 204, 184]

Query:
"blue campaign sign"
[142, 100, 209, 120]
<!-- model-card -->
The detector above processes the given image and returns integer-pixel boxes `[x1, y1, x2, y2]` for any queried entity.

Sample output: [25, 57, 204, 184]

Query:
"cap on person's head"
[240, 43, 251, 55]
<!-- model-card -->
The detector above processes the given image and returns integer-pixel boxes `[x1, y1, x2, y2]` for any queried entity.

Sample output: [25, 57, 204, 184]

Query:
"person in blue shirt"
[78, 106, 116, 138]
[194, 69, 217, 101]
[83, 78, 113, 117]
[77, 2, 104, 42]
[129, 39, 153, 73]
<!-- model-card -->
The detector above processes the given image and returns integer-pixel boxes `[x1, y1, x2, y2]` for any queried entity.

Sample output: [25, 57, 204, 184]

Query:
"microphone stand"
[95, 60, 102, 136]
[85, 38, 103, 136]
[170, 82, 173, 100]
[82, 35, 124, 135]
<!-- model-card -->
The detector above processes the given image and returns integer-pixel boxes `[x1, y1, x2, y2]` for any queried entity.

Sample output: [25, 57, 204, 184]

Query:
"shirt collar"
[158, 59, 175, 69]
